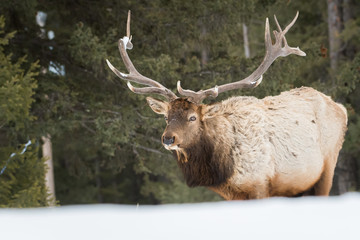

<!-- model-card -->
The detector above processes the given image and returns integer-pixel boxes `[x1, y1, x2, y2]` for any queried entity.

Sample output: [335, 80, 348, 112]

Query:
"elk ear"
[146, 97, 169, 115]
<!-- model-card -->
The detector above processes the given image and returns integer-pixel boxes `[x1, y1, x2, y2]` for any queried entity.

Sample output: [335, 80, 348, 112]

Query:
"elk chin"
[163, 143, 189, 163]
[163, 144, 180, 151]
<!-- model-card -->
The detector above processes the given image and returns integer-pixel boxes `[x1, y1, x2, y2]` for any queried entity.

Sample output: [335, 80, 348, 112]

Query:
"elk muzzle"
[162, 131, 180, 150]
[163, 136, 175, 145]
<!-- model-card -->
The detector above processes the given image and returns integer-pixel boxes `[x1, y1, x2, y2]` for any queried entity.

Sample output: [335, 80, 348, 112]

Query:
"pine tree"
[0, 16, 49, 207]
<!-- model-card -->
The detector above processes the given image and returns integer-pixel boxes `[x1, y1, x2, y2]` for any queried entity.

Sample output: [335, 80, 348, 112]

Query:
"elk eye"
[189, 116, 196, 122]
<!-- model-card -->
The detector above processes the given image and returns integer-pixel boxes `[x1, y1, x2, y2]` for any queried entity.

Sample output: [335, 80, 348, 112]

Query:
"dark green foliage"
[0, 15, 49, 207]
[0, 143, 49, 207]
[0, 0, 359, 206]
[0, 16, 38, 131]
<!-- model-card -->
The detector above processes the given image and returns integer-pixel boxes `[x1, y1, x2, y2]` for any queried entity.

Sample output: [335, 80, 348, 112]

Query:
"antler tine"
[106, 10, 177, 101]
[177, 12, 305, 104]
[281, 11, 299, 38]
[177, 81, 218, 103]
[126, 10, 131, 38]
[273, 15, 288, 47]
[272, 11, 305, 57]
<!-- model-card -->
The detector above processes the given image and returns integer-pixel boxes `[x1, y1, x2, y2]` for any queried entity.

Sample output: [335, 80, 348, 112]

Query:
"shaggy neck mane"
[174, 131, 234, 187]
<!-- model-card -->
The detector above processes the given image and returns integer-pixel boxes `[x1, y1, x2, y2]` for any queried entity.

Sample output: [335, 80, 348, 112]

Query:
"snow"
[251, 75, 263, 85]
[122, 36, 133, 50]
[36, 11, 47, 27]
[122, 36, 130, 47]
[47, 30, 55, 40]
[48, 61, 65, 76]
[1, 193, 359, 240]
[0, 140, 32, 175]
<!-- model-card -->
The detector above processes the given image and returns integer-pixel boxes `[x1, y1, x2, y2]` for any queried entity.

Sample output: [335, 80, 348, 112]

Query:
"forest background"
[0, 0, 359, 207]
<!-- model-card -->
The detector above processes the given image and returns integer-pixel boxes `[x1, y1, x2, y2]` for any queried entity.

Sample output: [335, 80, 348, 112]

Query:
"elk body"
[107, 11, 348, 200]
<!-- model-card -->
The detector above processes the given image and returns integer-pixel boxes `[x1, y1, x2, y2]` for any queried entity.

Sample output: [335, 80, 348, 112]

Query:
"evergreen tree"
[0, 0, 359, 205]
[0, 16, 49, 207]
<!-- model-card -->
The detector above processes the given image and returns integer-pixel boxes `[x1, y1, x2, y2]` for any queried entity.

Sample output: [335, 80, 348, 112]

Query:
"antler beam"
[106, 11, 177, 101]
[177, 11, 306, 103]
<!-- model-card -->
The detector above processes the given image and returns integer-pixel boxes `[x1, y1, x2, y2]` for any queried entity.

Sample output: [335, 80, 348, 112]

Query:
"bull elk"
[106, 11, 347, 200]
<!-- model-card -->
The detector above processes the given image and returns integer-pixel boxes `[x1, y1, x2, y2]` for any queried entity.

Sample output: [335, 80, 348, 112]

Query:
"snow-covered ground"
[1, 193, 359, 240]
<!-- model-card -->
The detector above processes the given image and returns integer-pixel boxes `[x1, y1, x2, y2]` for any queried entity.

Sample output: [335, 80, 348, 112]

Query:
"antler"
[177, 11, 306, 103]
[106, 11, 177, 101]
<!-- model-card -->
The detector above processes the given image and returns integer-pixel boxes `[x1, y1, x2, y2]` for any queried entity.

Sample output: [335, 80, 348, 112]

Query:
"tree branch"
[131, 144, 169, 156]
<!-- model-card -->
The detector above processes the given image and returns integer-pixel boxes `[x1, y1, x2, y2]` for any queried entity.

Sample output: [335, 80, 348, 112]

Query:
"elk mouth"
[164, 144, 180, 151]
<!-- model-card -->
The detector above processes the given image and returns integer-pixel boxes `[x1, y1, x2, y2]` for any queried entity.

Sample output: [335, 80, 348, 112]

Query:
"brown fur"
[175, 132, 234, 187]
[146, 87, 348, 200]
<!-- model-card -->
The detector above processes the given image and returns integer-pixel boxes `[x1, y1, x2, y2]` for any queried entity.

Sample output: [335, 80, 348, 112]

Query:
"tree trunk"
[95, 158, 103, 203]
[200, 25, 209, 66]
[327, 0, 343, 72]
[42, 135, 56, 206]
[242, 23, 250, 59]
[342, 0, 355, 58]
[342, 0, 351, 21]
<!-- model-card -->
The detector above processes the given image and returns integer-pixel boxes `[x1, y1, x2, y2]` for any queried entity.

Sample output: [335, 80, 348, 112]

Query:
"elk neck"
[173, 111, 235, 188]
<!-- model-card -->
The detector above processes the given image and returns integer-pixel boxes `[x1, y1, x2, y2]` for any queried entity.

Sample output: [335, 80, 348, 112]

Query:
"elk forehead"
[167, 98, 201, 120]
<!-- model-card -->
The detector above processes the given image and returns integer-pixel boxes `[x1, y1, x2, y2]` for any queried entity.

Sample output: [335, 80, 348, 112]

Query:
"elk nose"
[163, 136, 175, 146]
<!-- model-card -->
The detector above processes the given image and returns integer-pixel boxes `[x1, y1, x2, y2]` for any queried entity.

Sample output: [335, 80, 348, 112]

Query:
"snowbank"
[1, 193, 359, 240]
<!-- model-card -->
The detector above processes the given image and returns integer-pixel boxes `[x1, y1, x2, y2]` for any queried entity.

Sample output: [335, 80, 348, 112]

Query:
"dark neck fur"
[174, 133, 234, 187]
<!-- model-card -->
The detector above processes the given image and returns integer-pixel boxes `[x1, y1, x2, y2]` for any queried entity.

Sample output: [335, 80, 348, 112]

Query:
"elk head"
[106, 11, 306, 154]
[146, 97, 204, 151]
